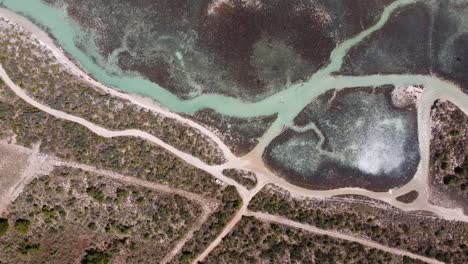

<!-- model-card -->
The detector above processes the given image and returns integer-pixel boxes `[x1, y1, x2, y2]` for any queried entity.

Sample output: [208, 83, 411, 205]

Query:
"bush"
[443, 175, 458, 186]
[82, 249, 111, 264]
[86, 186, 105, 202]
[181, 251, 193, 263]
[18, 240, 40, 256]
[14, 219, 31, 235]
[0, 218, 9, 236]
[116, 188, 129, 201]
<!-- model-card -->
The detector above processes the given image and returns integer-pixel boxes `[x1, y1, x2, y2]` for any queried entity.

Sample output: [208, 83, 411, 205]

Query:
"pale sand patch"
[0, 141, 54, 214]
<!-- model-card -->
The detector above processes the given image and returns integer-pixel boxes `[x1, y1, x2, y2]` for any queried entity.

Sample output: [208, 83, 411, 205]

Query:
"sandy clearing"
[0, 141, 53, 214]
[0, 142, 221, 263]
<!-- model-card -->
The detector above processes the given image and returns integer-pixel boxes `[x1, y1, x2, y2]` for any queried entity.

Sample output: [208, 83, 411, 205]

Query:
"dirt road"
[247, 210, 444, 264]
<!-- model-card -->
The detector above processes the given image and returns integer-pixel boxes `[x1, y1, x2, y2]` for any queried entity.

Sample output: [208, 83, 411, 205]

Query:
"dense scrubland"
[0, 81, 223, 198]
[174, 185, 241, 264]
[205, 216, 425, 264]
[249, 185, 468, 263]
[430, 100, 468, 213]
[0, 167, 202, 263]
[0, 79, 242, 262]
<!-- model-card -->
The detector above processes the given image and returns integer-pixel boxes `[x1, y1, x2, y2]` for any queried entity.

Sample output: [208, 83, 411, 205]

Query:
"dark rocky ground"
[44, 0, 392, 101]
[396, 190, 419, 204]
[263, 86, 420, 191]
[188, 110, 277, 156]
[340, 0, 468, 94]
[340, 2, 431, 76]
[430, 1, 468, 94]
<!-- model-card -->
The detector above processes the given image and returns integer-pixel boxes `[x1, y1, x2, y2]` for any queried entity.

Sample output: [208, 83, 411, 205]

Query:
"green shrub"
[42, 205, 55, 219]
[0, 218, 9, 236]
[136, 196, 145, 205]
[14, 219, 31, 235]
[17, 240, 40, 256]
[82, 249, 111, 264]
[443, 175, 458, 186]
[86, 186, 105, 202]
[116, 188, 129, 201]
[181, 251, 193, 263]
[231, 199, 242, 210]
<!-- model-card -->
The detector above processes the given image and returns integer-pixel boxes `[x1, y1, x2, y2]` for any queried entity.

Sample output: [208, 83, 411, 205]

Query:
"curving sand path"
[54, 160, 219, 209]
[192, 206, 247, 263]
[0, 7, 237, 163]
[0, 64, 250, 200]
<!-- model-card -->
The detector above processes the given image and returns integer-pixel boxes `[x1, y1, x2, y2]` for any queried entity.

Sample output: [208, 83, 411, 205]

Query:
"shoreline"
[2, 4, 468, 222]
[0, 7, 237, 162]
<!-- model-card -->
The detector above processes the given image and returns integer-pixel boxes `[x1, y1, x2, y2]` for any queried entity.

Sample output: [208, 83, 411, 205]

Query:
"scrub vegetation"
[222, 169, 257, 190]
[174, 186, 242, 264]
[0, 81, 224, 198]
[249, 185, 468, 263]
[205, 216, 424, 263]
[430, 100, 468, 213]
[0, 18, 225, 165]
[395, 191, 419, 204]
[0, 81, 242, 263]
[0, 167, 202, 263]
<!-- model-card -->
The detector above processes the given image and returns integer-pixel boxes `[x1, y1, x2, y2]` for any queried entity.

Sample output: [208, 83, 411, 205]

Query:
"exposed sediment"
[264, 86, 420, 191]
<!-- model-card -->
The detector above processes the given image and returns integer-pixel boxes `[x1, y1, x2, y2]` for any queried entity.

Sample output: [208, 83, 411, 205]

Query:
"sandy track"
[54, 160, 219, 209]
[161, 204, 216, 264]
[192, 206, 247, 263]
[0, 7, 235, 162]
[0, 142, 53, 214]
[1, 5, 468, 221]
[54, 160, 219, 264]
[0, 64, 250, 200]
[247, 210, 444, 264]
[1, 2, 468, 262]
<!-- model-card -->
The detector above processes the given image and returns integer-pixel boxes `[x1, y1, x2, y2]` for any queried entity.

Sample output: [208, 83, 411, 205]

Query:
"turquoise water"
[1, 0, 416, 123]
